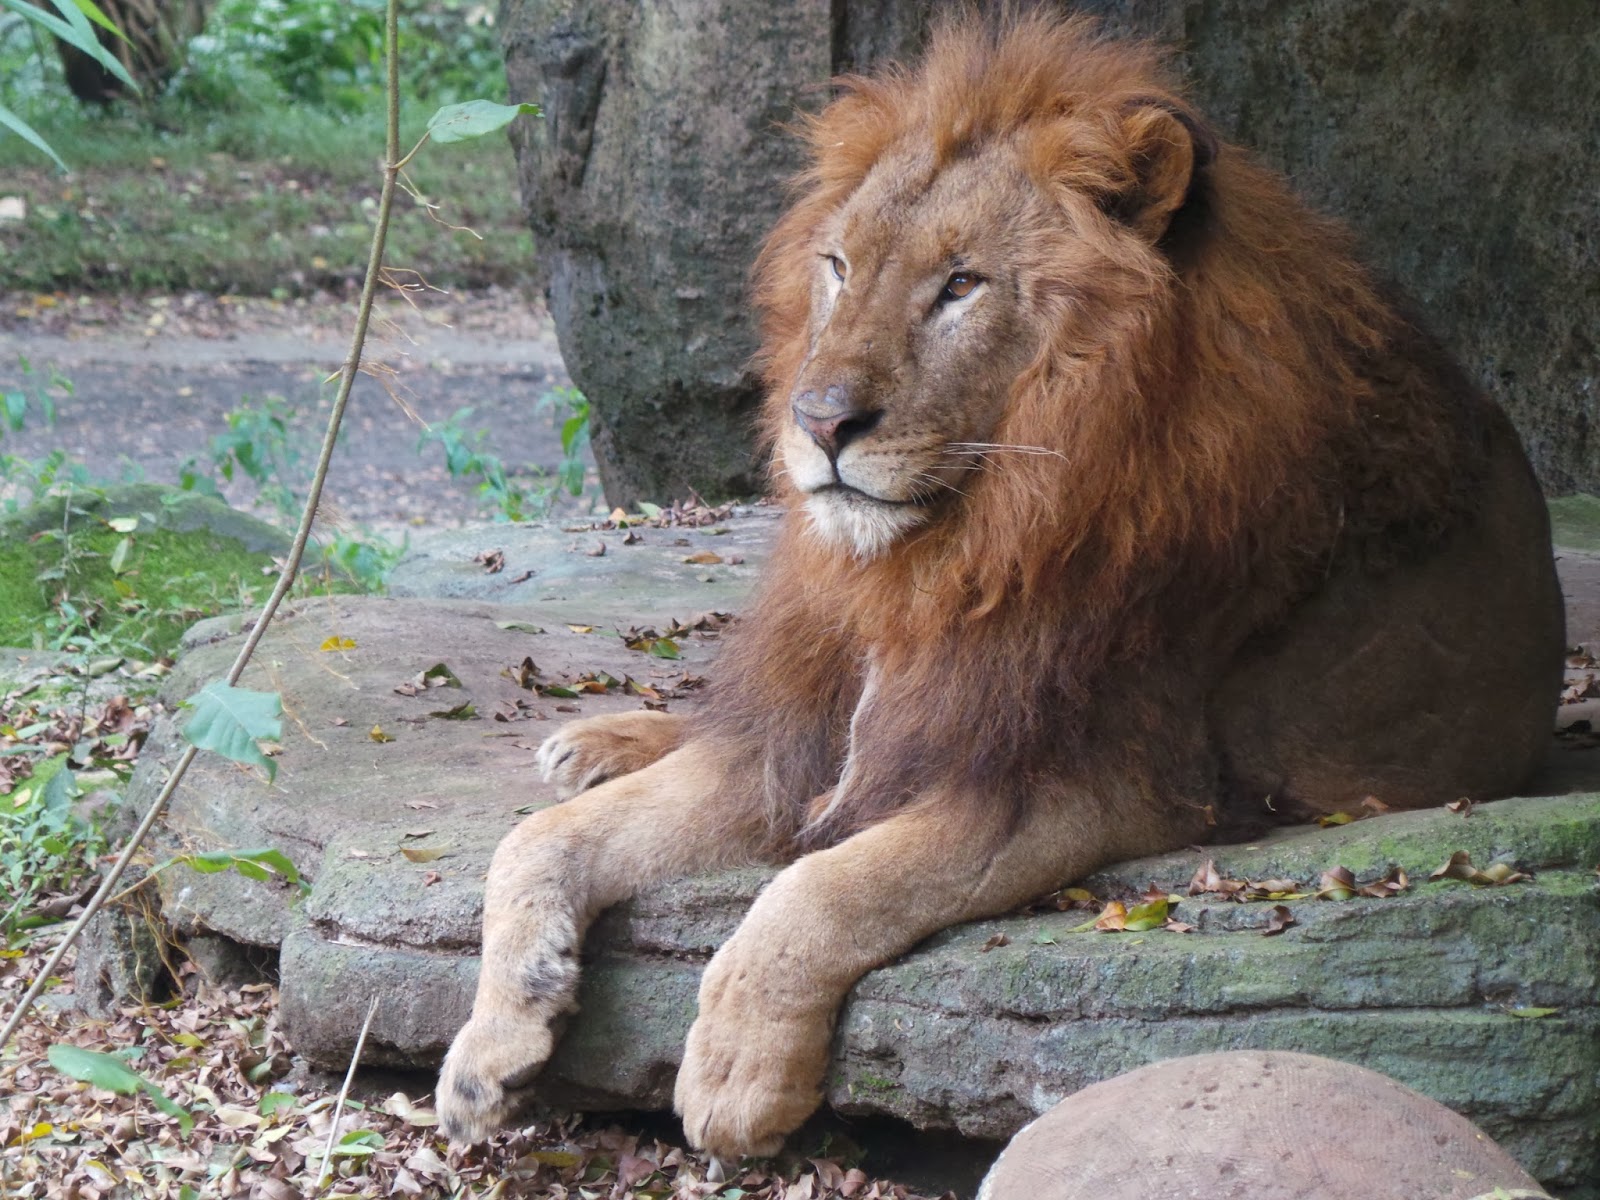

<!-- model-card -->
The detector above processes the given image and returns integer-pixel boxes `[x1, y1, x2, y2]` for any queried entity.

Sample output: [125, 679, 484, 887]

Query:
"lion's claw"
[535, 712, 683, 799]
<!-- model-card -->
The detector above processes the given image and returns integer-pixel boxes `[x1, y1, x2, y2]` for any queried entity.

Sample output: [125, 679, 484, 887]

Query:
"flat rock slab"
[385, 508, 779, 627]
[105, 514, 1600, 1195]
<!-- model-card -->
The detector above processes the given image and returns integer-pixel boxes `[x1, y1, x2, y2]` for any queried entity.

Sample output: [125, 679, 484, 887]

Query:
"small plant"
[0, 752, 101, 944]
[1, 356, 88, 513]
[543, 384, 592, 499]
[419, 388, 591, 523]
[419, 405, 533, 522]
[205, 393, 308, 517]
[183, 393, 402, 590]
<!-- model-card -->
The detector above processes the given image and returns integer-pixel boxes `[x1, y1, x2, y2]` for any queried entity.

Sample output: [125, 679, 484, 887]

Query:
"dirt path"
[0, 287, 592, 532]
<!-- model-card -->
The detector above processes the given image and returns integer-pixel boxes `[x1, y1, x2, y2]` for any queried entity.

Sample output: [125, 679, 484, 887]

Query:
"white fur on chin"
[803, 492, 925, 559]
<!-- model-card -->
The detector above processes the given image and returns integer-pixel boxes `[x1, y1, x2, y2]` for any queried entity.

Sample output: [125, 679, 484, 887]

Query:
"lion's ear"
[1107, 99, 1217, 243]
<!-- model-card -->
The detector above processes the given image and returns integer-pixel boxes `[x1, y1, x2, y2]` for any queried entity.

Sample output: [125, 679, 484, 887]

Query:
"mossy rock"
[0, 483, 291, 658]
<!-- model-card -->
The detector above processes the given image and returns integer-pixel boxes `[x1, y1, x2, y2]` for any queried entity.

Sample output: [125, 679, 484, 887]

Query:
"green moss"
[852, 1073, 902, 1093]
[0, 484, 291, 658]
[1548, 494, 1600, 553]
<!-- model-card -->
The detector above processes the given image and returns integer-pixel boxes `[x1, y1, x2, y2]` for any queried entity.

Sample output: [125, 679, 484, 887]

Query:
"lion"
[437, 14, 1564, 1157]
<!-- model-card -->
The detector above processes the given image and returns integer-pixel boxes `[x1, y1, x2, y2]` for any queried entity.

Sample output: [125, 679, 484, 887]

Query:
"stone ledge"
[93, 516, 1600, 1195]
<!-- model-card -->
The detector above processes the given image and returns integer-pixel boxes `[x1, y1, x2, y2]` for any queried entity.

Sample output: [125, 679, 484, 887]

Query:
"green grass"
[0, 89, 535, 295]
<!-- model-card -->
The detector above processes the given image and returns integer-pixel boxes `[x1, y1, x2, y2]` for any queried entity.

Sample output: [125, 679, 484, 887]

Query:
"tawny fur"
[436, 13, 1563, 1157]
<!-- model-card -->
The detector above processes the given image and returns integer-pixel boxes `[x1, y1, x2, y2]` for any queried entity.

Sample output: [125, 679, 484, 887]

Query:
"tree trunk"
[55, 0, 211, 103]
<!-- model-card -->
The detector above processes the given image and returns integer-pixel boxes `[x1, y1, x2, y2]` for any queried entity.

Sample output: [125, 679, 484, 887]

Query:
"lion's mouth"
[812, 482, 925, 508]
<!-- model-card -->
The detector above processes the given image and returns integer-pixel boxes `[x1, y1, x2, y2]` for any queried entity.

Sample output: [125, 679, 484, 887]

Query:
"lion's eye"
[941, 272, 980, 302]
[826, 255, 847, 282]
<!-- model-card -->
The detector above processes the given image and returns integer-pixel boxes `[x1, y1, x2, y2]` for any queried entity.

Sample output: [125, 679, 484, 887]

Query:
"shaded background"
[503, 0, 1599, 505]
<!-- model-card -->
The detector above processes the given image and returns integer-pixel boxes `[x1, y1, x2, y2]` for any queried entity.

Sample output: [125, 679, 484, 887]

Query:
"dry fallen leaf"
[1261, 905, 1296, 936]
[683, 550, 723, 565]
[1429, 851, 1530, 887]
[979, 933, 1011, 952]
[1188, 859, 1247, 897]
[1316, 866, 1359, 901]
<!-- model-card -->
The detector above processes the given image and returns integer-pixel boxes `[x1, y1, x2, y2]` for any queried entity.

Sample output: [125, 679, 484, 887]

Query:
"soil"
[0, 287, 594, 533]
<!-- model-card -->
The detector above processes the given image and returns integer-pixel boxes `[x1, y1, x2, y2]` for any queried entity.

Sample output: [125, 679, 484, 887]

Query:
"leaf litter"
[1, 944, 951, 1200]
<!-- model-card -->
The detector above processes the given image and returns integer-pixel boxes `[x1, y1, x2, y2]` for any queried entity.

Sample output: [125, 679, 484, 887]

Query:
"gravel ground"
[0, 287, 600, 534]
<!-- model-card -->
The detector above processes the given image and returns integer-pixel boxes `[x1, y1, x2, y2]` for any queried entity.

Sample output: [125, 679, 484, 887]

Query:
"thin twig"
[0, 0, 406, 1055]
[316, 994, 381, 1191]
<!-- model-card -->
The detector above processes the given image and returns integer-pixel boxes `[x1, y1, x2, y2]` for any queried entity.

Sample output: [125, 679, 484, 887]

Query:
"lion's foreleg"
[437, 738, 764, 1142]
[673, 791, 1111, 1157]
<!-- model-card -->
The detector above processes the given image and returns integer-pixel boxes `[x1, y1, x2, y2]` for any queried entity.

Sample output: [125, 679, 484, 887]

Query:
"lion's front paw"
[436, 1012, 555, 1143]
[673, 952, 834, 1158]
[535, 711, 683, 799]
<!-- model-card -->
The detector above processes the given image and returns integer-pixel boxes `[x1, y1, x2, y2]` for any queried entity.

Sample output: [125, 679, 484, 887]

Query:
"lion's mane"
[705, 14, 1487, 845]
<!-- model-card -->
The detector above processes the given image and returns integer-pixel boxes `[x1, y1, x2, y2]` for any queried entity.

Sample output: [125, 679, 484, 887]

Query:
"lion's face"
[774, 143, 1052, 558]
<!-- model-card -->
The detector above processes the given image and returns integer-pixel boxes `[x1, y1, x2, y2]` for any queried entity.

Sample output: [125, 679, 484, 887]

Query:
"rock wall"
[1145, 0, 1600, 495]
[499, 0, 1599, 500]
[500, 0, 831, 507]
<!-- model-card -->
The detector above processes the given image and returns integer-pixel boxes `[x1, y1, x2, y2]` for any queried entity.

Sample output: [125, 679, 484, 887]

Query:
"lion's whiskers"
[945, 441, 1069, 462]
[911, 469, 970, 500]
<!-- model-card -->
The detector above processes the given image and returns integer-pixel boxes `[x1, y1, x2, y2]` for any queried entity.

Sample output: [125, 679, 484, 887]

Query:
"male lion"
[439, 14, 1563, 1156]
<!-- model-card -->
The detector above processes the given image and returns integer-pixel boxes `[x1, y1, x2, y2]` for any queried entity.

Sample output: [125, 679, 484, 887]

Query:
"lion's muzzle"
[791, 384, 882, 461]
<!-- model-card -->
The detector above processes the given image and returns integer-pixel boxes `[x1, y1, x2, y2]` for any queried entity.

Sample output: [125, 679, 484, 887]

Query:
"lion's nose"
[791, 386, 882, 459]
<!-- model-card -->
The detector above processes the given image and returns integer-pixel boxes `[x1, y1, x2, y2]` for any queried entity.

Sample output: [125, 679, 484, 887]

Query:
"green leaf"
[1121, 897, 1169, 932]
[0, 99, 68, 172]
[106, 516, 138, 533]
[108, 535, 134, 575]
[181, 682, 282, 780]
[69, 0, 130, 41]
[1507, 1006, 1559, 1019]
[35, 754, 78, 817]
[47, 1044, 193, 1134]
[333, 1129, 386, 1157]
[637, 502, 663, 519]
[8, 0, 138, 91]
[425, 99, 542, 145]
[560, 413, 588, 457]
[495, 620, 546, 634]
[164, 847, 308, 896]
[259, 1091, 297, 1117]
[421, 663, 462, 687]
[648, 638, 682, 660]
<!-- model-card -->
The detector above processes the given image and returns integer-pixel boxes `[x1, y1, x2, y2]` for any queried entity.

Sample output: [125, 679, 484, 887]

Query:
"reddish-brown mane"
[705, 13, 1484, 845]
